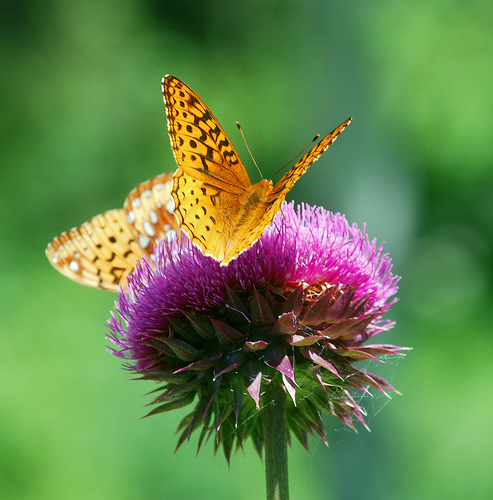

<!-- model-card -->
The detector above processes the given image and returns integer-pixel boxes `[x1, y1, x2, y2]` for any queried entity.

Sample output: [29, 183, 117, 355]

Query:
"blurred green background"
[1, 1, 492, 499]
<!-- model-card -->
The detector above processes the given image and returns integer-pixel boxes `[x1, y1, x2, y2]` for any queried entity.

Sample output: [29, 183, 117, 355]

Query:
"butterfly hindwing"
[123, 172, 179, 251]
[172, 167, 245, 259]
[46, 173, 179, 291]
[46, 209, 144, 291]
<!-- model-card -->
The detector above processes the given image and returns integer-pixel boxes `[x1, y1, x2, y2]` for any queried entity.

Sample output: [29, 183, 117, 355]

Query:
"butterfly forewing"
[162, 75, 252, 192]
[264, 117, 353, 218]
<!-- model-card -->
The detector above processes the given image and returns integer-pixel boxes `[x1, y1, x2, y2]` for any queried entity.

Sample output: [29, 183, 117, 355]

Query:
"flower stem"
[263, 378, 289, 500]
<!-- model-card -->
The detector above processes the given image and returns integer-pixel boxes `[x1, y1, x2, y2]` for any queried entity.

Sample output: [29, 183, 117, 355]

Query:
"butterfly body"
[163, 75, 351, 265]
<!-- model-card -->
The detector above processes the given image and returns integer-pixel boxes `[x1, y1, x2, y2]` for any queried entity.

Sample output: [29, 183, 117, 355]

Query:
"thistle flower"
[107, 201, 406, 460]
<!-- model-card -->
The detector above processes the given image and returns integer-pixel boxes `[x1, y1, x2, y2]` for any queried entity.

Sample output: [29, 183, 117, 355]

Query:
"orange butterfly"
[46, 173, 179, 290]
[162, 75, 351, 266]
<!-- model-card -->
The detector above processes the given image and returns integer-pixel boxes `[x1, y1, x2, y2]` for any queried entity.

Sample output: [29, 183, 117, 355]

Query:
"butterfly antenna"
[236, 122, 264, 180]
[271, 134, 320, 179]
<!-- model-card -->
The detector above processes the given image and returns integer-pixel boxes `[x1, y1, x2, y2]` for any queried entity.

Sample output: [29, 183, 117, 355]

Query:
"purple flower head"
[107, 202, 407, 460]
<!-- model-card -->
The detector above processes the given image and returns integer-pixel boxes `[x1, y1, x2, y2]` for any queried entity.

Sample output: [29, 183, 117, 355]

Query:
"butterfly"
[47, 77, 350, 290]
[46, 172, 179, 290]
[162, 74, 351, 266]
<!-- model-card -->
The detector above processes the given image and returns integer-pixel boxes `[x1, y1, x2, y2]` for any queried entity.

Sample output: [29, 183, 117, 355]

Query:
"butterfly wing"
[265, 117, 352, 217]
[123, 172, 180, 251]
[162, 75, 255, 261]
[217, 118, 353, 265]
[46, 173, 180, 291]
[171, 166, 251, 261]
[46, 209, 144, 291]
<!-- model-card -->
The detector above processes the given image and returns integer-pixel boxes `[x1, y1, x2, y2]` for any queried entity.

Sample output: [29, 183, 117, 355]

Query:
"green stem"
[263, 379, 289, 500]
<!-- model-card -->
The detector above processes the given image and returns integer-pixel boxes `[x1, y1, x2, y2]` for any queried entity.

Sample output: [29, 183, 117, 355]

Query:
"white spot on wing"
[139, 234, 151, 248]
[69, 260, 80, 272]
[142, 189, 152, 198]
[143, 221, 156, 238]
[127, 210, 136, 224]
[156, 201, 162, 208]
[163, 224, 170, 232]
[150, 210, 158, 224]
[154, 183, 164, 191]
[165, 198, 175, 214]
[132, 197, 141, 208]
